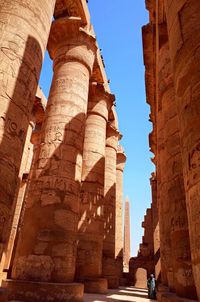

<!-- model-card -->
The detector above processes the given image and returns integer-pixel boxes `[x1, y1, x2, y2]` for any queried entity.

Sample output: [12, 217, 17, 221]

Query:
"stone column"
[163, 1, 200, 298]
[103, 123, 120, 288]
[158, 38, 196, 298]
[123, 197, 130, 272]
[150, 174, 161, 283]
[0, 0, 56, 262]
[1, 121, 34, 280]
[116, 145, 126, 279]
[76, 82, 114, 293]
[3, 17, 97, 302]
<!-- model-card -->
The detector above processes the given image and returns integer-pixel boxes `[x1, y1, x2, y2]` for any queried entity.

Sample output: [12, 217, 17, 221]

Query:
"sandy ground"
[84, 287, 156, 302]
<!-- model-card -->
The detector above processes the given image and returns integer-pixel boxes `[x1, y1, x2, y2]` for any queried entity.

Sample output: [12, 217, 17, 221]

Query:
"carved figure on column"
[116, 145, 126, 281]
[0, 0, 56, 269]
[2, 17, 97, 302]
[76, 82, 114, 293]
[103, 120, 121, 288]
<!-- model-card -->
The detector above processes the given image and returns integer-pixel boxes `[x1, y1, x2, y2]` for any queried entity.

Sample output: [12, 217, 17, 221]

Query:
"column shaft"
[11, 17, 96, 284]
[2, 122, 34, 275]
[123, 198, 130, 272]
[0, 0, 55, 258]
[116, 146, 126, 278]
[158, 39, 196, 298]
[164, 0, 200, 298]
[76, 83, 113, 282]
[103, 124, 119, 288]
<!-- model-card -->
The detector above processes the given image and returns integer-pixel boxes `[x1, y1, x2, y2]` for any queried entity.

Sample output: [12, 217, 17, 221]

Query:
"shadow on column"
[0, 35, 42, 276]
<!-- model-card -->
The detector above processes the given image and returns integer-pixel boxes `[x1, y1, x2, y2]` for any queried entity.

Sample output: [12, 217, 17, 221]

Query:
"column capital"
[88, 82, 115, 121]
[116, 145, 127, 172]
[48, 17, 97, 74]
[106, 123, 121, 151]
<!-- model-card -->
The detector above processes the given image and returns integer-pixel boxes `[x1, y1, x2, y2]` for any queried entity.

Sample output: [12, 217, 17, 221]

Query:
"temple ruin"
[142, 0, 200, 301]
[0, 0, 200, 302]
[0, 1, 127, 301]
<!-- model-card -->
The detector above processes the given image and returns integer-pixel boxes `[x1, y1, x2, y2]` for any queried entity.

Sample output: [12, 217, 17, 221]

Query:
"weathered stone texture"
[116, 146, 126, 259]
[76, 83, 114, 284]
[11, 17, 97, 284]
[0, 0, 56, 268]
[129, 206, 155, 287]
[115, 146, 126, 279]
[144, 0, 200, 300]
[163, 1, 200, 299]
[103, 123, 120, 288]
[158, 40, 195, 298]
[123, 197, 130, 272]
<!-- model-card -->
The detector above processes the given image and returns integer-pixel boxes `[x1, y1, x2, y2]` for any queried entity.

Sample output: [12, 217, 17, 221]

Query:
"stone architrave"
[76, 82, 114, 293]
[123, 197, 131, 272]
[0, 0, 56, 262]
[116, 145, 126, 278]
[158, 38, 196, 298]
[103, 123, 120, 288]
[4, 17, 96, 302]
[163, 1, 200, 298]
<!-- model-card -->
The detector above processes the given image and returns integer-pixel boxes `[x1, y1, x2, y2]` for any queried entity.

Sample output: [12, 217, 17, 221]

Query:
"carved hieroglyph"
[158, 41, 196, 298]
[102, 123, 120, 287]
[164, 0, 200, 298]
[76, 83, 114, 279]
[11, 17, 97, 283]
[0, 0, 56, 261]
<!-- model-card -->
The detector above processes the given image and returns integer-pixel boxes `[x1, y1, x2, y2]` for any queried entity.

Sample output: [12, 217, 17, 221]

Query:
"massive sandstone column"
[103, 123, 120, 288]
[156, 47, 172, 288]
[0, 121, 34, 281]
[115, 145, 126, 278]
[163, 1, 200, 298]
[123, 197, 131, 272]
[0, 0, 56, 262]
[150, 174, 161, 282]
[2, 89, 47, 279]
[158, 37, 196, 298]
[3, 17, 97, 302]
[76, 82, 114, 293]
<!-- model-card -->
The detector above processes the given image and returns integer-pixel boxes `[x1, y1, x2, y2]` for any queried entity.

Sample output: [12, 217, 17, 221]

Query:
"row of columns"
[0, 4, 127, 301]
[144, 0, 200, 300]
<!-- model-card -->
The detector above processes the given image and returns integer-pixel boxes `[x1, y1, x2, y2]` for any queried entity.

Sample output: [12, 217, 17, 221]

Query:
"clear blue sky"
[39, 1, 154, 256]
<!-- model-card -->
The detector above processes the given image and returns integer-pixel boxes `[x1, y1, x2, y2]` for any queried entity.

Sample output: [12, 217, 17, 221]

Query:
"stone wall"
[143, 0, 200, 300]
[129, 206, 155, 288]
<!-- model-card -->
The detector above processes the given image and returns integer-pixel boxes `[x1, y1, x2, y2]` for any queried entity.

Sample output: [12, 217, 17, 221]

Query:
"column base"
[83, 278, 108, 294]
[2, 279, 84, 302]
[157, 285, 198, 302]
[104, 276, 119, 289]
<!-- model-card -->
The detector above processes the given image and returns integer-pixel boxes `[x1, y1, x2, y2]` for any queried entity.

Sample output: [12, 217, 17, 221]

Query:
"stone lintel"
[2, 279, 84, 302]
